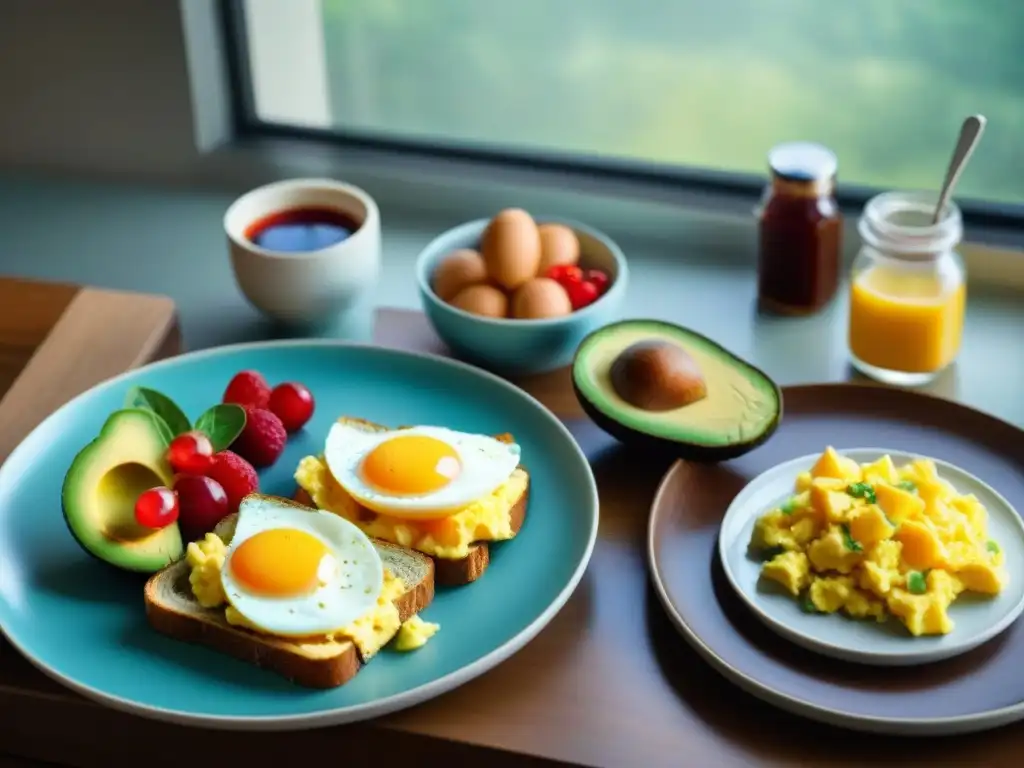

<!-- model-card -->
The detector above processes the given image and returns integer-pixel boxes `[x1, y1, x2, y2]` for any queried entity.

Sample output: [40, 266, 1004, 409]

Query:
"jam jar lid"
[768, 142, 838, 183]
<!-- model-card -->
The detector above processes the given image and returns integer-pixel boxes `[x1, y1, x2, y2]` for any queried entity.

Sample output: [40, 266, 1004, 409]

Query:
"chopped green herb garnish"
[800, 593, 819, 613]
[759, 545, 785, 561]
[780, 496, 800, 515]
[840, 524, 863, 553]
[907, 571, 927, 595]
[846, 482, 877, 504]
[987, 540, 1001, 555]
[897, 480, 917, 492]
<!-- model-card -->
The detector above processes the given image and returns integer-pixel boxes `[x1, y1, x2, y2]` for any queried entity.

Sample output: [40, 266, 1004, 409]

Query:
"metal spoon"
[932, 114, 987, 224]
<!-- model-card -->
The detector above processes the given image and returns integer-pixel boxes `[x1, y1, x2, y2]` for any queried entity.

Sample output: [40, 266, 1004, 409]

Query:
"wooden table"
[1, 277, 1021, 767]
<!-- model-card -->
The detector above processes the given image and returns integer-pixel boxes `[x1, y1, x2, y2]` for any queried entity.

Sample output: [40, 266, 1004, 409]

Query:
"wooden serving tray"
[1, 279, 1022, 768]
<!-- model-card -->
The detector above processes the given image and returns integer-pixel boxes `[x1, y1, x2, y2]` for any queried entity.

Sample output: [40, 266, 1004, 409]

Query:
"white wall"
[0, 0, 205, 183]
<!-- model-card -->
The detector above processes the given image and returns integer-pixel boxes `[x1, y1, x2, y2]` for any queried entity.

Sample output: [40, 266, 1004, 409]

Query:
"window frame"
[220, 0, 1024, 237]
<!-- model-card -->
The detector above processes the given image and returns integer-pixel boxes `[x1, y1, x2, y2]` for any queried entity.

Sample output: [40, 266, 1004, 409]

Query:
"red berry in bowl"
[585, 269, 610, 295]
[166, 430, 215, 475]
[174, 474, 229, 539]
[268, 382, 315, 433]
[207, 450, 259, 514]
[134, 487, 178, 529]
[223, 370, 271, 409]
[566, 279, 599, 310]
[547, 264, 583, 285]
[232, 407, 287, 468]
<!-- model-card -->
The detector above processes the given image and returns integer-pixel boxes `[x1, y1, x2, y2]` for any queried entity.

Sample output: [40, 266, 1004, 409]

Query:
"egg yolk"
[360, 435, 461, 496]
[229, 528, 334, 597]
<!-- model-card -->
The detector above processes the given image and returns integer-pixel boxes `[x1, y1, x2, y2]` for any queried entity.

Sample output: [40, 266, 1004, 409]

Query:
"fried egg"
[220, 495, 384, 637]
[324, 423, 521, 519]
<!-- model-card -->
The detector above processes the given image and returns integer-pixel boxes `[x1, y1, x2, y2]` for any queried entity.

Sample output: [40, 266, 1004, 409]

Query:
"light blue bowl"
[416, 217, 628, 375]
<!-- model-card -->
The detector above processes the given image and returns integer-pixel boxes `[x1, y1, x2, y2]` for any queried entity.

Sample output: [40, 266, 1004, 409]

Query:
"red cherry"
[268, 382, 315, 433]
[585, 269, 610, 295]
[174, 474, 229, 539]
[134, 487, 179, 529]
[547, 264, 583, 285]
[166, 431, 215, 475]
[566, 280, 599, 310]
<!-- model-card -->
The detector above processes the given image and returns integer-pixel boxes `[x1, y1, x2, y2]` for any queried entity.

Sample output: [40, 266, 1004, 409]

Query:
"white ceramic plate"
[718, 448, 1024, 666]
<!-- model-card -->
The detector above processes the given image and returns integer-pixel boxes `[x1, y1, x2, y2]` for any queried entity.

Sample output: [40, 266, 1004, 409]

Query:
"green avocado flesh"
[572, 320, 781, 457]
[61, 408, 181, 573]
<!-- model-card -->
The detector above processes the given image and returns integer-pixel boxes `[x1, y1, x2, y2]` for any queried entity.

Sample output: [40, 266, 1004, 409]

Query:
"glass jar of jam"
[756, 142, 843, 315]
[848, 191, 966, 387]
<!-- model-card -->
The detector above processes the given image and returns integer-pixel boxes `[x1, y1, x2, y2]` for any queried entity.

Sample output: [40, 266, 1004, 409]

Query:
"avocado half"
[571, 319, 782, 461]
[61, 408, 182, 573]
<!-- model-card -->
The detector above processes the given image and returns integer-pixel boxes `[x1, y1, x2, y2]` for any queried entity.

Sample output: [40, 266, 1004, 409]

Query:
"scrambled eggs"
[295, 455, 527, 560]
[394, 615, 441, 651]
[186, 534, 435, 658]
[749, 447, 1007, 636]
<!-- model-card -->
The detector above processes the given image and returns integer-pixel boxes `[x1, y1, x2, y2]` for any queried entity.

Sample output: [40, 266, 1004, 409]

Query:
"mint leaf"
[129, 407, 173, 448]
[840, 524, 863, 553]
[195, 404, 246, 452]
[125, 386, 191, 437]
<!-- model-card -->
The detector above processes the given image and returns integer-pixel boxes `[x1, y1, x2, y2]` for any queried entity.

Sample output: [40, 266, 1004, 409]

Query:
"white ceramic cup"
[224, 178, 381, 329]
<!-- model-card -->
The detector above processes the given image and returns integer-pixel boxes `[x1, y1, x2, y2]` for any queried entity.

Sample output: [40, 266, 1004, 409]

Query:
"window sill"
[9, 124, 1024, 293]
[200, 136, 1024, 285]
[0, 166, 1021, 425]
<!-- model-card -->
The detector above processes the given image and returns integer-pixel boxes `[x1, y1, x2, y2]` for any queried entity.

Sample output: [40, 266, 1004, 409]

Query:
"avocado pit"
[609, 340, 708, 411]
[571, 319, 782, 462]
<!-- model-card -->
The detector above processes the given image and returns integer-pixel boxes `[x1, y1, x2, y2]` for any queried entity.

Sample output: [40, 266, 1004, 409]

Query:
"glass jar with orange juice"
[848, 191, 966, 386]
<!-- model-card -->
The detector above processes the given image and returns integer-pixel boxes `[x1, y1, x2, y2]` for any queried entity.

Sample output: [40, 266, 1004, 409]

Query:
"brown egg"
[450, 284, 509, 318]
[537, 223, 580, 273]
[609, 340, 707, 411]
[480, 208, 542, 290]
[511, 277, 573, 319]
[432, 249, 488, 302]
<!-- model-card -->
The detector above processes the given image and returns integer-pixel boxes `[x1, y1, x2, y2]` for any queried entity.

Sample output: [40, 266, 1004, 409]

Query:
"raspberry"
[223, 370, 271, 409]
[207, 450, 259, 513]
[231, 407, 287, 468]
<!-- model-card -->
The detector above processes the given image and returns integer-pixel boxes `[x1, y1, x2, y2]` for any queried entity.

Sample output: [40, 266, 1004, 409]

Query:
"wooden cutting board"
[0, 278, 182, 466]
[2, 277, 1022, 768]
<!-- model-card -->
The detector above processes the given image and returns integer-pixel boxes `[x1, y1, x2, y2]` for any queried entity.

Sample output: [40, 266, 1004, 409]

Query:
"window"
[227, 0, 1024, 216]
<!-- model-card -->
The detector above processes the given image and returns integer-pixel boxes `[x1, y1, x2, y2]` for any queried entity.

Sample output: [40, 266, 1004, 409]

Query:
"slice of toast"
[144, 512, 435, 689]
[295, 417, 529, 586]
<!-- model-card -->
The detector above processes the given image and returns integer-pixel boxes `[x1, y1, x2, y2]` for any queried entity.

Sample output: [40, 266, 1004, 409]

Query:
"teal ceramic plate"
[0, 342, 598, 729]
[719, 448, 1024, 666]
